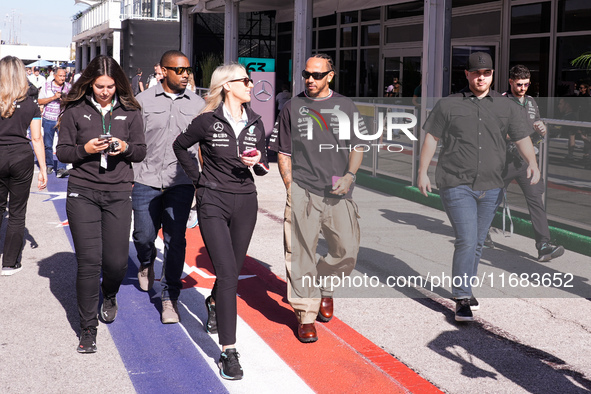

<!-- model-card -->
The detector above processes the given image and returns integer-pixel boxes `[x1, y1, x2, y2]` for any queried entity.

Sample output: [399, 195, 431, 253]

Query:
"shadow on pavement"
[428, 322, 591, 393]
[37, 252, 79, 334]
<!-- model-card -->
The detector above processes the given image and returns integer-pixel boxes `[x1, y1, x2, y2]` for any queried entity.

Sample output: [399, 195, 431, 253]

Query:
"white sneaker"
[187, 207, 199, 229]
[1, 263, 23, 276]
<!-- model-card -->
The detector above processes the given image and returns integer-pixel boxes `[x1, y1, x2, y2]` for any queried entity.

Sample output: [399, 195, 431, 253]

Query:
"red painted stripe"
[184, 227, 442, 393]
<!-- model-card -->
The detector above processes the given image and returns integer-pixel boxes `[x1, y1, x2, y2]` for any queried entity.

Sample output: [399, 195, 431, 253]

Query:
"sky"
[1, 1, 88, 47]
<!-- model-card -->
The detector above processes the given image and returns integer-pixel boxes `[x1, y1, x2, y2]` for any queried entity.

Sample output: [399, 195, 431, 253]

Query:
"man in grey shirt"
[133, 50, 204, 324]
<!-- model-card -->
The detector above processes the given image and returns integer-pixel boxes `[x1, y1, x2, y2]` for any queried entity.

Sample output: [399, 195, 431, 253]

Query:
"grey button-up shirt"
[134, 83, 205, 188]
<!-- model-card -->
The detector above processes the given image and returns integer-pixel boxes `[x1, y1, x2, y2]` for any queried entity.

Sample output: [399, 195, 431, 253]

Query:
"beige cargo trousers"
[284, 182, 361, 324]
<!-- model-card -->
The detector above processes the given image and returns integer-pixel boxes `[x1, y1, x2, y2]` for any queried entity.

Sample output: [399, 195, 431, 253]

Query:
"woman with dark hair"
[0, 56, 47, 276]
[56, 55, 146, 353]
[173, 63, 268, 380]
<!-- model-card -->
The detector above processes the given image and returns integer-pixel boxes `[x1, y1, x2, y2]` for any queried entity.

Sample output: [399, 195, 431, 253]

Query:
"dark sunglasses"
[515, 82, 530, 87]
[162, 66, 193, 75]
[229, 77, 253, 86]
[302, 70, 332, 80]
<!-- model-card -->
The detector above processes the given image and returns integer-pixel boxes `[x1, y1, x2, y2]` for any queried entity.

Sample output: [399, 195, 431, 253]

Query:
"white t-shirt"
[29, 74, 46, 90]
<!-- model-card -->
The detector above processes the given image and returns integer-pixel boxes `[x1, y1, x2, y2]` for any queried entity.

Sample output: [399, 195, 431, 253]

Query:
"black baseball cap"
[33, 67, 40, 71]
[466, 52, 494, 71]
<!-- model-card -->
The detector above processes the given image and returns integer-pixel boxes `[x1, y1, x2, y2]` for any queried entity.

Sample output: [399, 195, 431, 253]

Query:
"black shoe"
[218, 348, 243, 380]
[46, 167, 54, 175]
[455, 298, 474, 322]
[100, 295, 118, 323]
[56, 168, 69, 178]
[205, 295, 218, 334]
[483, 232, 494, 249]
[77, 327, 97, 353]
[538, 242, 565, 262]
[469, 296, 480, 311]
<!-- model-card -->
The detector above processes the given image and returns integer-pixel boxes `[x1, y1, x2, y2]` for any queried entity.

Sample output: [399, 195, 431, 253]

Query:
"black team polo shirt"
[0, 97, 41, 145]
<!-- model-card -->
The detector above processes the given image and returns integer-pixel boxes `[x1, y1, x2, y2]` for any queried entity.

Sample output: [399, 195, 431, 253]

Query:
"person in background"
[38, 67, 71, 178]
[131, 68, 144, 96]
[56, 55, 146, 353]
[173, 63, 268, 380]
[133, 50, 204, 324]
[276, 83, 291, 113]
[29, 67, 46, 91]
[187, 72, 196, 92]
[386, 77, 401, 97]
[484, 65, 564, 262]
[146, 63, 163, 89]
[0, 56, 47, 276]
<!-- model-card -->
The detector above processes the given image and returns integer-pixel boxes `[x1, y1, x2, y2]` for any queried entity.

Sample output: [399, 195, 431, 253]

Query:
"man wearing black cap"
[417, 52, 540, 322]
[28, 67, 46, 90]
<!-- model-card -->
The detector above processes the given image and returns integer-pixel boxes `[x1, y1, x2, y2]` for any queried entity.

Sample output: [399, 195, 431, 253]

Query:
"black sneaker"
[218, 348, 243, 380]
[77, 327, 97, 353]
[483, 232, 494, 249]
[56, 168, 69, 178]
[455, 298, 474, 322]
[538, 242, 565, 262]
[469, 296, 480, 311]
[1, 262, 23, 276]
[205, 295, 218, 334]
[46, 166, 54, 175]
[100, 295, 118, 323]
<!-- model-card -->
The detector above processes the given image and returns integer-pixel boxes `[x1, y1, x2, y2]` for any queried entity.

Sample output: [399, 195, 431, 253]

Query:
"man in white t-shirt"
[146, 63, 163, 89]
[38, 68, 71, 177]
[28, 67, 46, 90]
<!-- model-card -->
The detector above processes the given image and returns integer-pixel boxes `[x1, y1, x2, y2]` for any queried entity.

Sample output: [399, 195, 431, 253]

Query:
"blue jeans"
[42, 118, 66, 170]
[440, 185, 502, 299]
[132, 183, 194, 300]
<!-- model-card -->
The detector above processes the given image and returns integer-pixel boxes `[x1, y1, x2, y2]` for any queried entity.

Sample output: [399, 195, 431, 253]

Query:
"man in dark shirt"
[486, 65, 563, 261]
[269, 53, 365, 342]
[418, 52, 540, 322]
[131, 68, 144, 96]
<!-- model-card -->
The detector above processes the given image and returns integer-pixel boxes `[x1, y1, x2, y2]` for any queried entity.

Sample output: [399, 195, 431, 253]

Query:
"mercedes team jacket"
[173, 104, 269, 194]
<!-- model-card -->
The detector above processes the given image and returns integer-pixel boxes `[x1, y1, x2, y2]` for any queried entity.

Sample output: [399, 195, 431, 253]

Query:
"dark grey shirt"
[423, 88, 529, 190]
[134, 83, 205, 188]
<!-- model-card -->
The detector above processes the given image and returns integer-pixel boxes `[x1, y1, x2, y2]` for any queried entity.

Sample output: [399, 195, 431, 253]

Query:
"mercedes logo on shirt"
[253, 80, 273, 102]
[213, 122, 224, 132]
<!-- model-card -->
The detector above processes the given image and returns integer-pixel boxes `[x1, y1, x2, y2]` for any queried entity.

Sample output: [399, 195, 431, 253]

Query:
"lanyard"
[100, 98, 115, 136]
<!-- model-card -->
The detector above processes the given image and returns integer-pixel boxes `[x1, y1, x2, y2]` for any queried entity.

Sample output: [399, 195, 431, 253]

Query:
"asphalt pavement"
[1, 162, 590, 393]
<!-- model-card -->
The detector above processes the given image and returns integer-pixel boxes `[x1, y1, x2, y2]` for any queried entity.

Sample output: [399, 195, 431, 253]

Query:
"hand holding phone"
[242, 148, 258, 157]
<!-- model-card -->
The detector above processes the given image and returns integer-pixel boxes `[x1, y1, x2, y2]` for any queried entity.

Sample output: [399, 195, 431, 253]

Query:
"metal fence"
[353, 98, 591, 232]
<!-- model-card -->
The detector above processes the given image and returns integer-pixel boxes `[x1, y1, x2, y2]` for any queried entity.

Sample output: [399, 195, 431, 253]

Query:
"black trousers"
[0, 144, 34, 267]
[197, 188, 258, 346]
[502, 158, 550, 249]
[66, 183, 132, 329]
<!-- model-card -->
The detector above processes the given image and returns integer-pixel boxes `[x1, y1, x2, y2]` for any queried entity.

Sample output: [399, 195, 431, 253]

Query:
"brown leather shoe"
[317, 297, 333, 322]
[297, 323, 318, 343]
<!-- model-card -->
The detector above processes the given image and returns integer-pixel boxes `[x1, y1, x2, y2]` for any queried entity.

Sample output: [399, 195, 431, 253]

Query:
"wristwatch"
[346, 171, 356, 182]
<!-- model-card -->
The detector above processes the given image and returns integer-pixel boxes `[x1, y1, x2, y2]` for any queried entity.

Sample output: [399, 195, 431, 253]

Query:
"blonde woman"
[173, 63, 268, 380]
[0, 56, 47, 276]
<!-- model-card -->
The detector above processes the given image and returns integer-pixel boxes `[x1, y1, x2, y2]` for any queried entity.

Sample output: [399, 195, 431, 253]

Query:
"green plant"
[571, 52, 591, 71]
[199, 53, 223, 88]
[71, 11, 84, 21]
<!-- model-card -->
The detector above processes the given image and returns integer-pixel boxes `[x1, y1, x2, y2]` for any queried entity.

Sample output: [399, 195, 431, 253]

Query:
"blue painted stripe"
[43, 169, 227, 393]
[109, 269, 228, 394]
